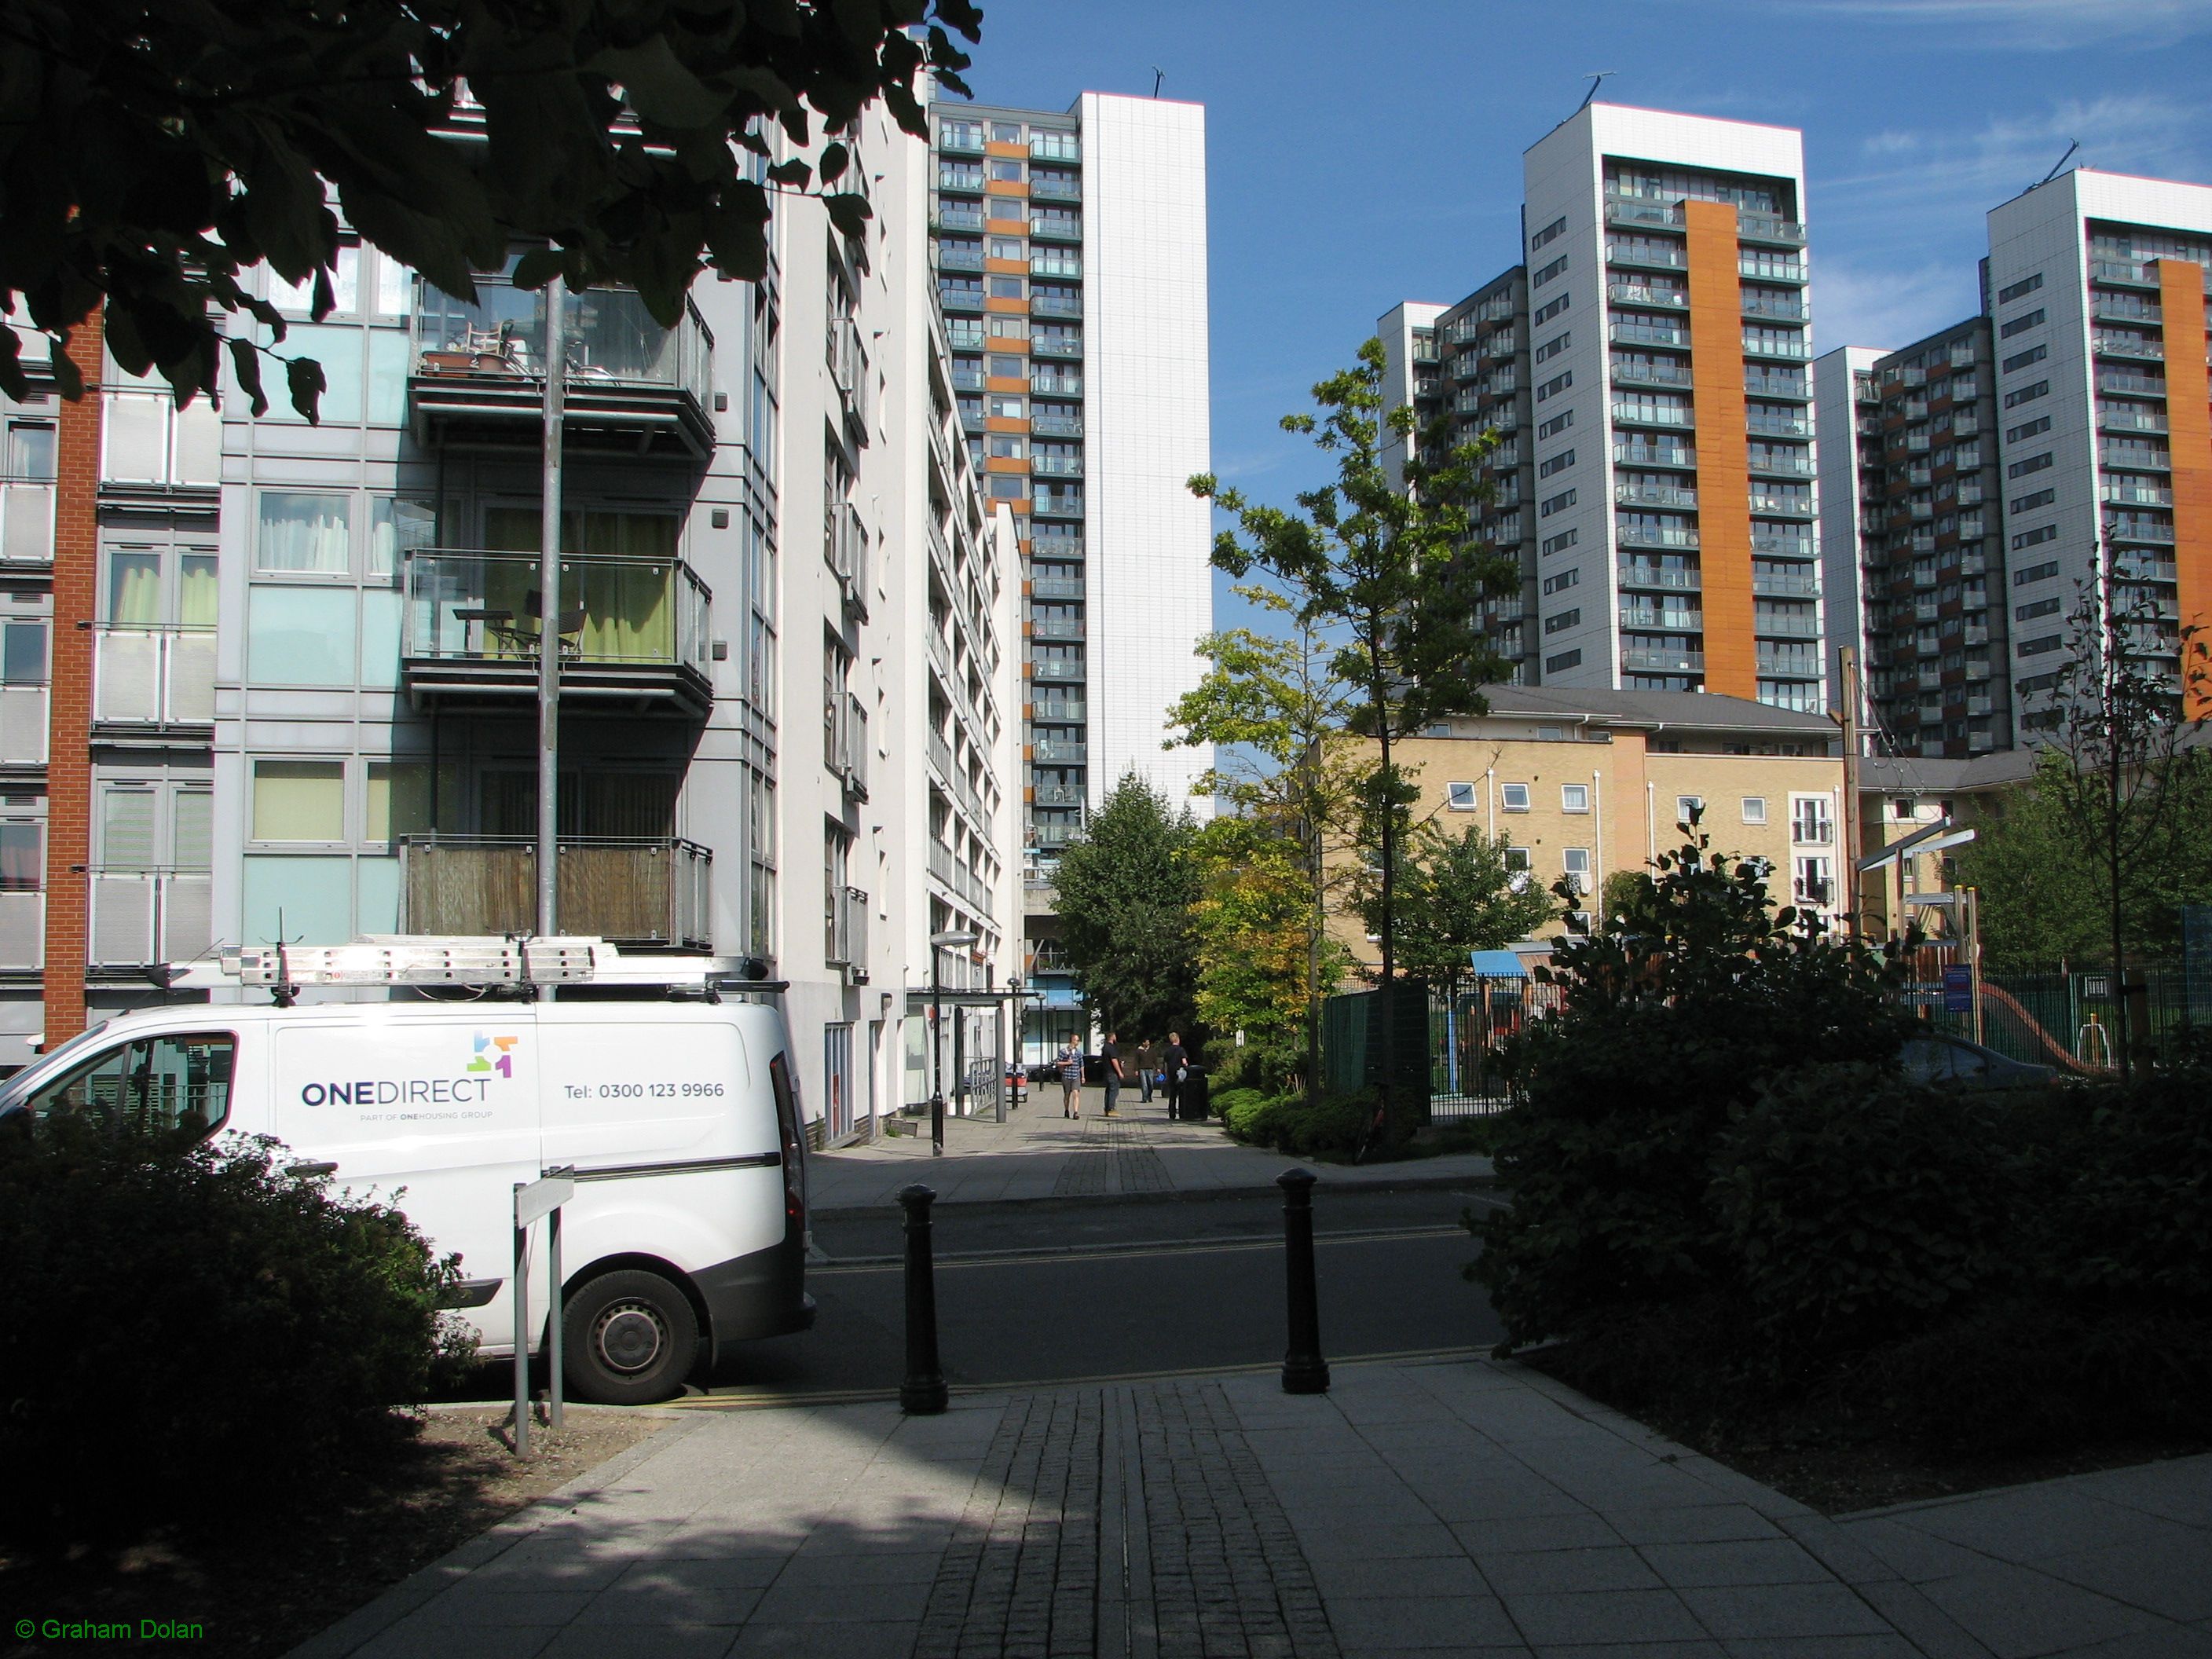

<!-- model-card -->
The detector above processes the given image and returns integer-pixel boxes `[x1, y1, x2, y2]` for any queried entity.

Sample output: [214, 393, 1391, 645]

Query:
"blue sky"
[950, 0, 2212, 635]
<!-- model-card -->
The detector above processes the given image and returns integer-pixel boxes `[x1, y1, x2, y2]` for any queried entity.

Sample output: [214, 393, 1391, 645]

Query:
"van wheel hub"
[593, 1302, 666, 1374]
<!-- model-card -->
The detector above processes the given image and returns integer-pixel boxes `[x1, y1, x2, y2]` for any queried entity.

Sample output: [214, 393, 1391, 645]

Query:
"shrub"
[1472, 828, 1915, 1349]
[0, 1117, 473, 1542]
[1708, 1063, 2016, 1352]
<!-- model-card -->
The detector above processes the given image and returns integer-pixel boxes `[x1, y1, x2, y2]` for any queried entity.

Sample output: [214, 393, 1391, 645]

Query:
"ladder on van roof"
[157, 936, 779, 998]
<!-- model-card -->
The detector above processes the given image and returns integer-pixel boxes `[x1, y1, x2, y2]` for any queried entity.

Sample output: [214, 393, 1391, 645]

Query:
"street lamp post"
[928, 928, 979, 1159]
[1003, 976, 1023, 1125]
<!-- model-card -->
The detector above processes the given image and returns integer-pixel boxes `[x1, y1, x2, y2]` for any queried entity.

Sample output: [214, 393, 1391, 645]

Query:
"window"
[2007, 452, 2053, 479]
[1530, 215, 1568, 251]
[2017, 633, 2062, 657]
[1540, 489, 1576, 517]
[1445, 782, 1478, 812]
[1793, 856, 1833, 906]
[989, 394, 1026, 419]
[258, 493, 352, 575]
[2012, 488, 2055, 514]
[1677, 796, 1704, 823]
[1541, 527, 1579, 556]
[1561, 783, 1590, 814]
[1533, 254, 1568, 286]
[1538, 449, 1575, 480]
[1998, 308, 2045, 339]
[1536, 370, 1572, 401]
[2012, 524, 2057, 551]
[1545, 648, 1582, 672]
[24, 1031, 236, 1134]
[1541, 568, 1579, 595]
[2014, 558, 2060, 585]
[2001, 344, 2047, 374]
[2016, 596, 2061, 621]
[1533, 293, 1569, 326]
[987, 276, 1024, 299]
[1741, 797, 1767, 825]
[0, 819, 42, 892]
[2006, 415, 2051, 442]
[1562, 846, 1592, 893]
[1503, 846, 1533, 888]
[1500, 782, 1531, 813]
[1544, 608, 1580, 634]
[2003, 379, 2048, 408]
[1997, 272, 2043, 304]
[987, 159, 1023, 181]
[1534, 331, 1570, 364]
[369, 498, 434, 581]
[251, 760, 345, 842]
[1537, 409, 1573, 439]
[1790, 796, 1833, 846]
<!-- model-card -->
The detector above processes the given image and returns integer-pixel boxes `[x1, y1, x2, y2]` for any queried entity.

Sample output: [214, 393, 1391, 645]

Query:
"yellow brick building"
[1333, 687, 1846, 974]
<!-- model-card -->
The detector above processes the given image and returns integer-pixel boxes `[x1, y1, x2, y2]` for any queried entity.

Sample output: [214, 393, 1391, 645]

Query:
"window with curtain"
[180, 554, 218, 628]
[258, 493, 352, 574]
[106, 550, 163, 624]
[251, 760, 345, 841]
[368, 498, 435, 580]
[481, 507, 679, 662]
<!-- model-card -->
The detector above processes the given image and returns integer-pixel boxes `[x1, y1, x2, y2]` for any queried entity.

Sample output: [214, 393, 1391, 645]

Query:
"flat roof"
[1465, 684, 1837, 737]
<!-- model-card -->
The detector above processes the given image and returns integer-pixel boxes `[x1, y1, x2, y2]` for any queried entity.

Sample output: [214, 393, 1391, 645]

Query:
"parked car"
[1899, 1033, 2056, 1090]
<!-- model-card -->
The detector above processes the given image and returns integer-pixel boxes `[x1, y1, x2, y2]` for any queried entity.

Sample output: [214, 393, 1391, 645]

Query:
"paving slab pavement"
[809, 1088, 1495, 1212]
[289, 1355, 2212, 1659]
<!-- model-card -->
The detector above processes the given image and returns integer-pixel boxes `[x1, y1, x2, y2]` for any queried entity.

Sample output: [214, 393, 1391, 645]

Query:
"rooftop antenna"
[1152, 66, 1164, 98]
[2035, 140, 2080, 189]
[1578, 71, 1615, 112]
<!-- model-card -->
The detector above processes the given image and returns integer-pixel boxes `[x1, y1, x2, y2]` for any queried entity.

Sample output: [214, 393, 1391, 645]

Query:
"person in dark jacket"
[1161, 1031, 1188, 1120]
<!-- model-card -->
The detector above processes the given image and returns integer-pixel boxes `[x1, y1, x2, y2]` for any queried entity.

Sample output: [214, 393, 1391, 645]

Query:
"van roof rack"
[157, 936, 779, 998]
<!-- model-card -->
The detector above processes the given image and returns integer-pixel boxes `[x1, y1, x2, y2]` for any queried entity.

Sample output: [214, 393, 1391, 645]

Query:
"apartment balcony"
[93, 625, 215, 734]
[1030, 411, 1082, 438]
[1031, 336, 1082, 361]
[1620, 609, 1702, 631]
[1612, 402, 1694, 429]
[1032, 784, 1084, 808]
[0, 892, 42, 971]
[1030, 617, 1084, 640]
[1028, 216, 1082, 244]
[2089, 259, 2163, 290]
[408, 279, 713, 458]
[1740, 257, 1807, 285]
[1031, 373, 1082, 401]
[1032, 736, 1086, 764]
[2093, 333, 2163, 362]
[1758, 654, 1822, 679]
[1604, 197, 1685, 232]
[1742, 332, 1811, 361]
[0, 480, 53, 566]
[1030, 176, 1081, 202]
[88, 870, 212, 971]
[937, 130, 985, 156]
[1610, 361, 1692, 390]
[1752, 571, 1820, 597]
[1621, 646, 1705, 672]
[1031, 489, 1084, 519]
[1748, 451, 1816, 478]
[1030, 576, 1084, 600]
[1606, 244, 1686, 273]
[399, 836, 711, 949]
[1616, 444, 1697, 471]
[2111, 521, 2177, 544]
[935, 241, 985, 271]
[1751, 533, 1815, 558]
[1030, 252, 1082, 280]
[939, 283, 984, 314]
[1608, 282, 1687, 309]
[1031, 292, 1083, 320]
[2097, 370, 2166, 397]
[1616, 564, 1701, 593]
[399, 548, 712, 716]
[827, 501, 870, 622]
[1610, 321, 1689, 349]
[0, 683, 46, 767]
[1030, 657, 1085, 683]
[1738, 213, 1808, 247]
[2102, 482, 2174, 507]
[1749, 493, 1816, 520]
[2117, 558, 2180, 583]
[1030, 134, 1080, 162]
[1611, 484, 1697, 511]
[932, 203, 985, 232]
[831, 690, 870, 803]
[2093, 295, 2161, 324]
[1741, 296, 1808, 323]
[2102, 445, 2172, 472]
[1617, 524, 1700, 550]
[1755, 613, 1822, 639]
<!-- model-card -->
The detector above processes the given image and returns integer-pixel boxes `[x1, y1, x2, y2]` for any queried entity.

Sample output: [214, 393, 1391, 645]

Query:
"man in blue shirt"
[1056, 1038, 1084, 1119]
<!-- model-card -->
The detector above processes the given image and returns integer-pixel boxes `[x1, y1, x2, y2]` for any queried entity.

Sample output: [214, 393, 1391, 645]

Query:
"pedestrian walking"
[1161, 1031, 1188, 1121]
[1101, 1031, 1125, 1117]
[1135, 1038, 1157, 1103]
[1056, 1037, 1084, 1119]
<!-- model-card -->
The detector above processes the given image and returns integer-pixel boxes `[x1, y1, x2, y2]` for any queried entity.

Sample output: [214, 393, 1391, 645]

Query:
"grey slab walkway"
[288, 1355, 2212, 1659]
[810, 1088, 1495, 1212]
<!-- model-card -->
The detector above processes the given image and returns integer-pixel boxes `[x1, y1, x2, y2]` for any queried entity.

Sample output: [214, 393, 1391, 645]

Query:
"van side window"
[27, 1033, 236, 1134]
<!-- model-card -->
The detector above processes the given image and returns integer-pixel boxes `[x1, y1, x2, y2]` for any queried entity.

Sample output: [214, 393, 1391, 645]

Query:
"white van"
[0, 998, 815, 1404]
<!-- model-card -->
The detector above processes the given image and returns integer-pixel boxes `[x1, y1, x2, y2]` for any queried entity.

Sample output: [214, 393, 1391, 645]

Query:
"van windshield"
[0, 1020, 114, 1115]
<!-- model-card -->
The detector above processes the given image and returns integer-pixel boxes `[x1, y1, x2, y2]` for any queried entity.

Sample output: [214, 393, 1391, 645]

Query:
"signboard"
[1942, 965, 1973, 1014]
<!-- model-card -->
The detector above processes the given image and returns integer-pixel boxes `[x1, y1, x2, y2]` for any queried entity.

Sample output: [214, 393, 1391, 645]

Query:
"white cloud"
[1799, 0, 2212, 48]
[1813, 258, 1983, 354]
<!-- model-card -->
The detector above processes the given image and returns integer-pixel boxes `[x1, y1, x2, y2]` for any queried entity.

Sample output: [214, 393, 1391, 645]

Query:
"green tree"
[1166, 584, 1366, 1093]
[1053, 772, 1201, 1045]
[1191, 339, 1515, 1125]
[1187, 814, 1352, 1088]
[0, 0, 980, 414]
[1994, 562, 2209, 1073]
[1357, 822, 1555, 991]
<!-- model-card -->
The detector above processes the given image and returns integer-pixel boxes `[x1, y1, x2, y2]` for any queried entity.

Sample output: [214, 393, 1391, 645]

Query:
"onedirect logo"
[469, 1032, 520, 1079]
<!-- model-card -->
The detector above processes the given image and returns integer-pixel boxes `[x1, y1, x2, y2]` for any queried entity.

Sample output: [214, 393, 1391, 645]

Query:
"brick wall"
[40, 311, 101, 1046]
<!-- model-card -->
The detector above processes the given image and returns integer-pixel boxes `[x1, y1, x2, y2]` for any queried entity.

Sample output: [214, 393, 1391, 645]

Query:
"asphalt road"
[692, 1184, 1507, 1401]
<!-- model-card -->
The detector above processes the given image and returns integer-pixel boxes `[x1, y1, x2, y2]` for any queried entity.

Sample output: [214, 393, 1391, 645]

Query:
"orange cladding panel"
[1683, 199, 1756, 700]
[2159, 261, 2212, 718]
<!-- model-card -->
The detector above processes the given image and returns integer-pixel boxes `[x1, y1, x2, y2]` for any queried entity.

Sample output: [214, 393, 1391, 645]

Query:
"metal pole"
[511, 1191, 530, 1456]
[537, 276, 566, 946]
[995, 985, 1008, 1124]
[930, 948, 946, 1156]
[1839, 646, 1863, 936]
[547, 1203, 564, 1434]
[1278, 1168, 1329, 1394]
[898, 1183, 949, 1413]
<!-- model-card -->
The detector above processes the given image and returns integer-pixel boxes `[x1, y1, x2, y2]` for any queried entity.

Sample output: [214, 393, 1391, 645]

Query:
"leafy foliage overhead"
[0, 0, 980, 414]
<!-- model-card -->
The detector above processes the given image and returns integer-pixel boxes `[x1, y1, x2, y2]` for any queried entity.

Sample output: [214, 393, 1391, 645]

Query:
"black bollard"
[1277, 1167, 1330, 1394]
[898, 1183, 950, 1414]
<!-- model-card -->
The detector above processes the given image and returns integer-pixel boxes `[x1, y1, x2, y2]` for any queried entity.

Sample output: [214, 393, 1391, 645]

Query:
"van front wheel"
[562, 1270, 700, 1405]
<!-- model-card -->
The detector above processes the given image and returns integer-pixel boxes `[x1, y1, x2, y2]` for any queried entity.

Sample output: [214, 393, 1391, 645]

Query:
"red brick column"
[42, 310, 101, 1047]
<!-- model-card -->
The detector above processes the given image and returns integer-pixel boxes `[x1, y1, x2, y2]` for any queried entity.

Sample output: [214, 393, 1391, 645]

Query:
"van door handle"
[285, 1161, 338, 1178]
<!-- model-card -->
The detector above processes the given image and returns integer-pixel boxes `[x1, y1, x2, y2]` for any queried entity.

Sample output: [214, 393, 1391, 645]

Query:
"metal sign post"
[511, 1172, 577, 1454]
